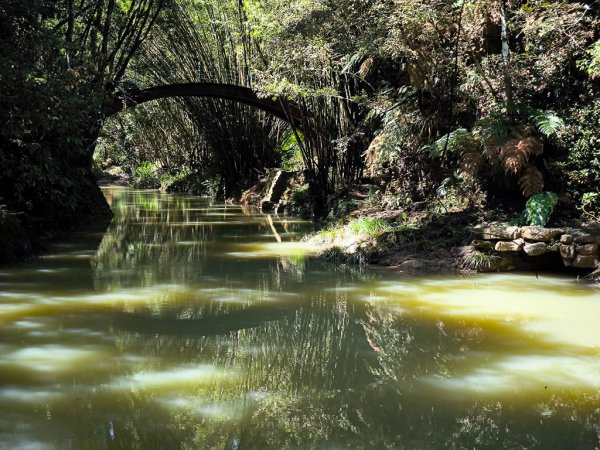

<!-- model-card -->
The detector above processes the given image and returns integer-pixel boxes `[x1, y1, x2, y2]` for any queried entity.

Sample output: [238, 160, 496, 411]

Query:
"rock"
[559, 244, 576, 261]
[521, 227, 563, 241]
[573, 234, 600, 244]
[576, 243, 599, 256]
[396, 259, 425, 273]
[547, 243, 559, 252]
[560, 234, 573, 245]
[495, 241, 520, 252]
[571, 255, 599, 269]
[261, 170, 296, 212]
[523, 242, 548, 256]
[472, 240, 494, 251]
[483, 227, 520, 240]
[240, 181, 266, 206]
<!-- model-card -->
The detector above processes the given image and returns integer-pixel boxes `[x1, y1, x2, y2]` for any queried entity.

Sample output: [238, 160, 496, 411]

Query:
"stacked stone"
[472, 226, 600, 269]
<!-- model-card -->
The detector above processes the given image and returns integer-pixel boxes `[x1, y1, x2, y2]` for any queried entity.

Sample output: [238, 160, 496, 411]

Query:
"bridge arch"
[103, 82, 303, 128]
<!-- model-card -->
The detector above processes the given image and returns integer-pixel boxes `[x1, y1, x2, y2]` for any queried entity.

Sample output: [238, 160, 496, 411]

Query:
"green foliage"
[279, 130, 304, 171]
[530, 111, 564, 137]
[463, 250, 501, 272]
[555, 100, 600, 201]
[159, 171, 188, 192]
[165, 171, 222, 197]
[132, 162, 160, 189]
[348, 217, 391, 236]
[582, 39, 600, 79]
[327, 198, 360, 222]
[580, 192, 600, 222]
[426, 128, 473, 159]
[522, 192, 559, 227]
[289, 184, 312, 217]
[316, 226, 343, 241]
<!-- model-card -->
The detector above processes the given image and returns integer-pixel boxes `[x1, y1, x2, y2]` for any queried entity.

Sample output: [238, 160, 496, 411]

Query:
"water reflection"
[0, 187, 599, 449]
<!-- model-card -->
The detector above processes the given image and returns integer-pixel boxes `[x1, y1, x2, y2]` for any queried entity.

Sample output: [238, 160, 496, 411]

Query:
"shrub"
[132, 161, 160, 189]
[522, 192, 559, 226]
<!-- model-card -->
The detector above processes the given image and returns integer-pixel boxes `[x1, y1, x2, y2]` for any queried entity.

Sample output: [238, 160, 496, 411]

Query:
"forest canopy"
[1, 0, 599, 260]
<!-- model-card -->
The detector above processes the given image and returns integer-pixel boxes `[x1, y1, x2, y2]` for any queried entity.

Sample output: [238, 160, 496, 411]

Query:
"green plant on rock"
[522, 191, 559, 226]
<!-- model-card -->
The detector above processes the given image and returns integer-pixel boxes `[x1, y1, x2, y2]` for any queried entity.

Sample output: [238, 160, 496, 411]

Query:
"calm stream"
[1, 187, 600, 449]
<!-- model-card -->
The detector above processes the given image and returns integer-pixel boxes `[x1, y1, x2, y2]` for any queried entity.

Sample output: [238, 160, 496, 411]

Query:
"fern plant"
[530, 110, 565, 137]
[426, 128, 475, 159]
[522, 191, 559, 226]
[425, 106, 562, 199]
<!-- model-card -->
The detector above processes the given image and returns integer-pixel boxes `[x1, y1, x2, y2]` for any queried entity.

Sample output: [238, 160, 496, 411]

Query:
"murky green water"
[1, 187, 600, 449]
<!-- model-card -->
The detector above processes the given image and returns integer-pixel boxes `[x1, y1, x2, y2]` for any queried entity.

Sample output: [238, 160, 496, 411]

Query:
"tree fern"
[519, 164, 544, 197]
[499, 134, 543, 174]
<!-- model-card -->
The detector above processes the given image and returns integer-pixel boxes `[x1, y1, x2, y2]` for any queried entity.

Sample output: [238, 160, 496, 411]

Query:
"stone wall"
[472, 226, 600, 270]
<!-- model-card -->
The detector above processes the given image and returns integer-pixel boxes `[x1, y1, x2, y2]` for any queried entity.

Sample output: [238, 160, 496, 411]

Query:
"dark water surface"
[1, 187, 600, 449]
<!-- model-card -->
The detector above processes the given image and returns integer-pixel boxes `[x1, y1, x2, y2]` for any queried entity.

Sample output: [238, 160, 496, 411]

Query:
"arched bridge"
[104, 82, 303, 128]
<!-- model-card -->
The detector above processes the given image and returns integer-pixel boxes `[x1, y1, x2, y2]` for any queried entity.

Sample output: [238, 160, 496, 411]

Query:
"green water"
[1, 187, 600, 449]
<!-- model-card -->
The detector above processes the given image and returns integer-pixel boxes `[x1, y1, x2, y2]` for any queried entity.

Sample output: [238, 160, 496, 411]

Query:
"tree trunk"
[500, 1, 515, 111]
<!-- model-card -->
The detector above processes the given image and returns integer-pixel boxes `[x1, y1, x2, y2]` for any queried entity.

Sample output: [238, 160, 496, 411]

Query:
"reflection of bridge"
[104, 82, 303, 128]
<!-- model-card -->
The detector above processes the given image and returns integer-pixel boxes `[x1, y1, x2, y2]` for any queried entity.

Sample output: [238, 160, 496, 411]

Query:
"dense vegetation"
[1, 0, 600, 262]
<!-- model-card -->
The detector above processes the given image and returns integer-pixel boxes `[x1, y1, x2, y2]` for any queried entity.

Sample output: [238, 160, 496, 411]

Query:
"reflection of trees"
[98, 277, 600, 449]
[92, 189, 309, 291]
[26, 187, 596, 448]
[92, 189, 215, 289]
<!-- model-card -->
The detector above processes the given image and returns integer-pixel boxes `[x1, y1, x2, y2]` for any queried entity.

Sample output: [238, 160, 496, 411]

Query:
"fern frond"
[500, 138, 529, 174]
[427, 128, 474, 159]
[498, 134, 543, 174]
[519, 164, 544, 197]
[474, 118, 516, 150]
[482, 143, 502, 165]
[519, 136, 544, 156]
[531, 111, 565, 137]
[460, 151, 482, 179]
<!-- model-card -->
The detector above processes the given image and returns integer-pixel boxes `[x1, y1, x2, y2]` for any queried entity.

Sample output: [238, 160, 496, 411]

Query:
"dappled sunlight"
[422, 354, 600, 396]
[112, 365, 238, 393]
[224, 242, 318, 259]
[369, 274, 600, 350]
[0, 345, 110, 375]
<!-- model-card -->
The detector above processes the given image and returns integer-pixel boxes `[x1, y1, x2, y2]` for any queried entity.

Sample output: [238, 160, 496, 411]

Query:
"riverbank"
[0, 184, 113, 265]
[235, 171, 599, 279]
